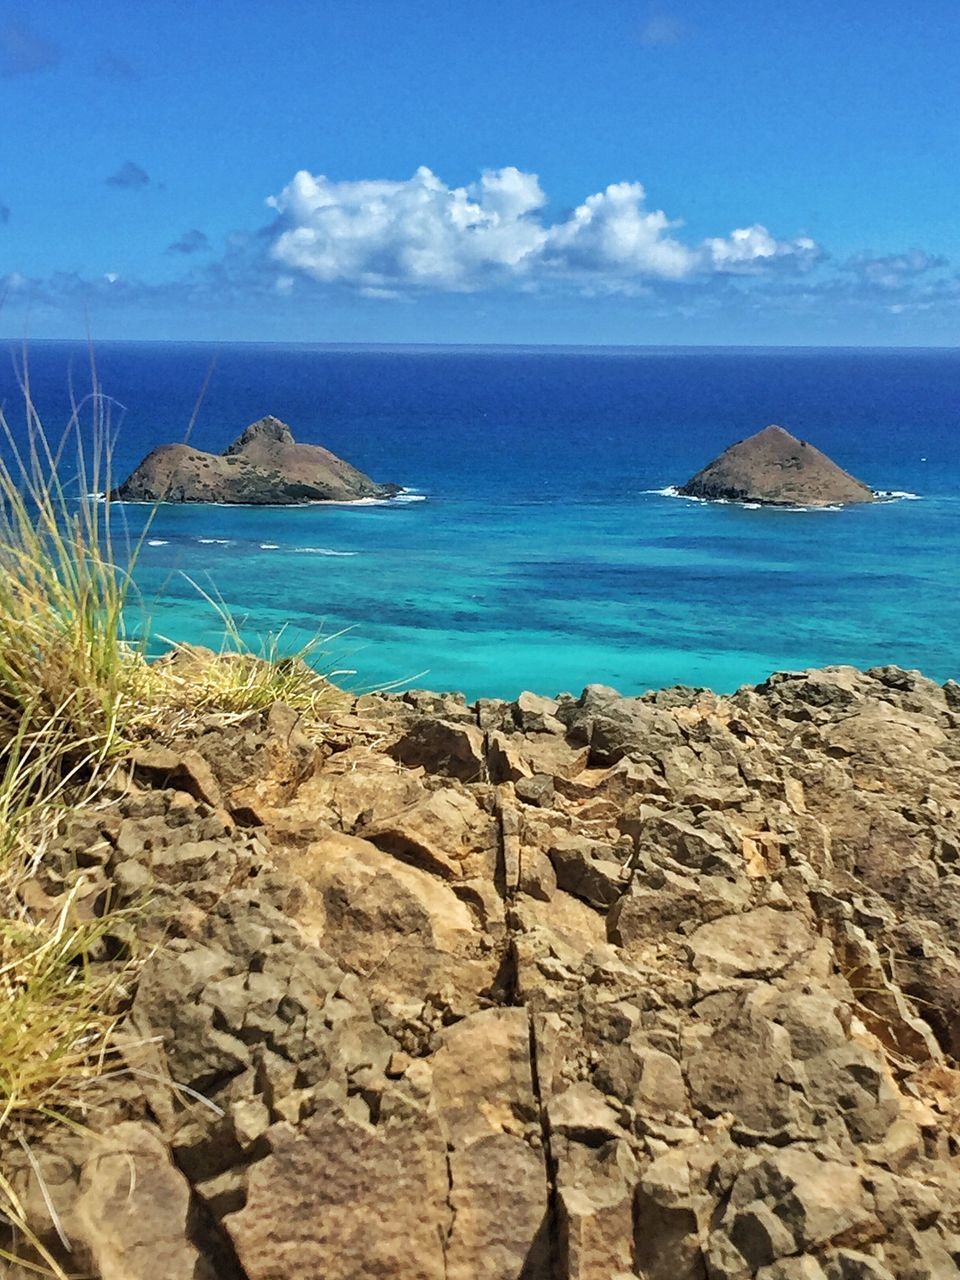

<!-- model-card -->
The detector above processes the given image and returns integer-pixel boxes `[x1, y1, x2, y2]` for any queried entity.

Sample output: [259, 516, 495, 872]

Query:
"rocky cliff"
[679, 426, 876, 507]
[7, 663, 960, 1279]
[112, 415, 401, 504]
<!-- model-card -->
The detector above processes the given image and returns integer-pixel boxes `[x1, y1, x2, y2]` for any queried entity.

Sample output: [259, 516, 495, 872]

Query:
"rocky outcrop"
[6, 665, 960, 1278]
[112, 415, 401, 504]
[679, 426, 876, 507]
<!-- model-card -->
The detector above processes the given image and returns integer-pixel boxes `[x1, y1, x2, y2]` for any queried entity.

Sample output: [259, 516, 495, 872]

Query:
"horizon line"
[2, 337, 960, 354]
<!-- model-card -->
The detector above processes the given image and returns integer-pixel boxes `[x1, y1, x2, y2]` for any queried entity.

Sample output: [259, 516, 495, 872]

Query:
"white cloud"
[267, 165, 547, 292]
[705, 225, 820, 272]
[267, 165, 819, 296]
[543, 182, 697, 281]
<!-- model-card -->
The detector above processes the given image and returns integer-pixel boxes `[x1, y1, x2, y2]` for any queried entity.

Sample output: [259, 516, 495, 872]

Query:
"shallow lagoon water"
[5, 342, 959, 700]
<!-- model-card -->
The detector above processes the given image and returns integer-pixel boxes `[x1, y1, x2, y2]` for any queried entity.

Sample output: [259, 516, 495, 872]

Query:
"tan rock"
[556, 1139, 638, 1279]
[445, 1135, 551, 1280]
[389, 717, 486, 781]
[431, 1007, 538, 1143]
[688, 907, 815, 979]
[294, 826, 496, 1009]
[225, 1114, 449, 1279]
[359, 788, 496, 880]
[72, 1122, 205, 1280]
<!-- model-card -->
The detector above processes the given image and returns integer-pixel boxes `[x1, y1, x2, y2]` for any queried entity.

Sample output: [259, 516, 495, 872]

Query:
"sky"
[2, 0, 960, 345]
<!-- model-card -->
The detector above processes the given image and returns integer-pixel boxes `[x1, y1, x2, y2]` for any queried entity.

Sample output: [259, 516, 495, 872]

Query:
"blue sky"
[2, 0, 959, 344]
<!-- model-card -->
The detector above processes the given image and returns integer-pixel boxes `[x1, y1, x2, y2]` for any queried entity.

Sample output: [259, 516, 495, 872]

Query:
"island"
[111, 415, 402, 504]
[679, 423, 876, 506]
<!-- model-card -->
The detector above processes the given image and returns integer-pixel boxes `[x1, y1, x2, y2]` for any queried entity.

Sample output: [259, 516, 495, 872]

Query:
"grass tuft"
[0, 359, 344, 1272]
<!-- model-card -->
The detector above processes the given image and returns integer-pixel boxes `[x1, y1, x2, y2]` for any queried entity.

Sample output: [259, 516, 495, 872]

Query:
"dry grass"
[0, 362, 341, 1273]
[148, 575, 349, 721]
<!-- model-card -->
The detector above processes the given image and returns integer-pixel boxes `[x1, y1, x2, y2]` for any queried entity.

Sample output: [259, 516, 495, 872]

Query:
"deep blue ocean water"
[2, 341, 958, 700]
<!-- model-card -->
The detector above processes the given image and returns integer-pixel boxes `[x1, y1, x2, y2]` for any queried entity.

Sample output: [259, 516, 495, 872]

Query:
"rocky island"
[7, 659, 960, 1280]
[112, 415, 401, 505]
[680, 425, 876, 507]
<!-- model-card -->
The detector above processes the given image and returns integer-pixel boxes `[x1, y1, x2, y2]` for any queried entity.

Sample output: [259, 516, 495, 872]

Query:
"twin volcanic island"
[112, 416, 401, 505]
[114, 417, 876, 509]
[677, 423, 876, 507]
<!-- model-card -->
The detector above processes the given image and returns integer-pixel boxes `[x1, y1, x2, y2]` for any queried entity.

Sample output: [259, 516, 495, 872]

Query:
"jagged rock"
[512, 691, 566, 735]
[113, 415, 400, 504]
[719, 1148, 879, 1254]
[687, 907, 815, 979]
[548, 831, 630, 910]
[445, 1136, 552, 1279]
[556, 1139, 638, 1279]
[388, 717, 486, 781]
[633, 1148, 709, 1280]
[225, 1113, 450, 1279]
[515, 772, 556, 808]
[431, 1010, 552, 1278]
[72, 1123, 207, 1280]
[294, 826, 497, 1011]
[679, 425, 876, 507]
[488, 728, 590, 784]
[557, 686, 684, 766]
[358, 787, 497, 881]
[12, 662, 960, 1280]
[169, 700, 320, 811]
[128, 744, 223, 808]
[824, 1253, 896, 1280]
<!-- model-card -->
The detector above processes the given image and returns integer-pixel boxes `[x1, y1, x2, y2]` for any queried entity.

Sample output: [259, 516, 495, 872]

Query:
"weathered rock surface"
[7, 661, 960, 1278]
[112, 414, 401, 504]
[679, 425, 876, 507]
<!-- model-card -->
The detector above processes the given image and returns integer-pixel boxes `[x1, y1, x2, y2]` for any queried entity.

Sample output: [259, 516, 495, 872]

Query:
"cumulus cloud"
[266, 166, 820, 296]
[106, 161, 150, 190]
[268, 166, 548, 291]
[705, 224, 821, 273]
[0, 19, 59, 76]
[167, 228, 210, 254]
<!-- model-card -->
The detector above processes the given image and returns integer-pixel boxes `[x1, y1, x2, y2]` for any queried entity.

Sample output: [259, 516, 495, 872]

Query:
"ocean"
[2, 340, 958, 701]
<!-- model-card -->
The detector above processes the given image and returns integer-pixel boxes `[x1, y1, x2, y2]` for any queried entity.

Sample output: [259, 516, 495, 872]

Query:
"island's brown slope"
[680, 423, 875, 506]
[113, 415, 400, 504]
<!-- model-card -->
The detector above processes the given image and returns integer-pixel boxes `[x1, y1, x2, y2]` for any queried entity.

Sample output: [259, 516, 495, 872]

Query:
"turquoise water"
[5, 342, 959, 699]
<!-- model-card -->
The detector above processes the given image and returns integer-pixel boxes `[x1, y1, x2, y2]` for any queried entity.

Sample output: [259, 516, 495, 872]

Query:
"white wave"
[197, 537, 232, 545]
[293, 546, 359, 556]
[147, 538, 169, 546]
[875, 490, 921, 502]
[646, 487, 724, 505]
[259, 543, 280, 550]
[317, 496, 392, 507]
[395, 488, 427, 503]
[646, 485, 893, 512]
